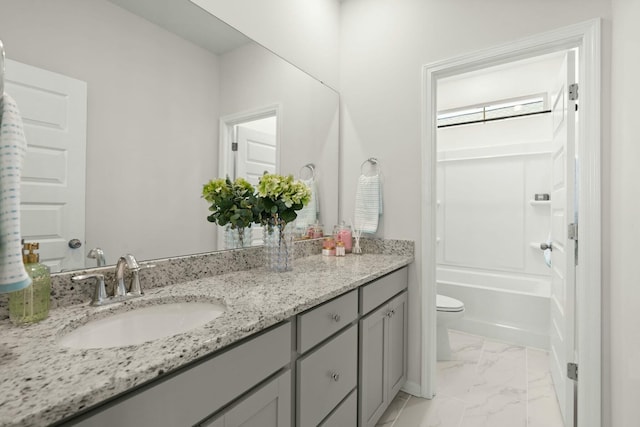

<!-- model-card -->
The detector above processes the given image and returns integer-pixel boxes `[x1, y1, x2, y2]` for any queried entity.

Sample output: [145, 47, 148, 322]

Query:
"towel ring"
[360, 157, 380, 176]
[299, 163, 316, 180]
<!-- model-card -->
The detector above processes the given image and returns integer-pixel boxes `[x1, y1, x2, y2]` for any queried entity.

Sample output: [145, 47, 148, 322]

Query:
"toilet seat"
[437, 294, 464, 312]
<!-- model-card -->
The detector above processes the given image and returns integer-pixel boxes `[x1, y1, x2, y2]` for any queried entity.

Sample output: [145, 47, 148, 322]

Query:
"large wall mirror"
[0, 0, 339, 272]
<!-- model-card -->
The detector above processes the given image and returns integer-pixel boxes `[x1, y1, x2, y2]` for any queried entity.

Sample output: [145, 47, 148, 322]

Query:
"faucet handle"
[129, 263, 156, 296]
[72, 273, 107, 306]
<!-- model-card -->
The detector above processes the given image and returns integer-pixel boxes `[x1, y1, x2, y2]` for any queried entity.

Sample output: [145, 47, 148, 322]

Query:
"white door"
[5, 60, 87, 272]
[236, 122, 276, 246]
[549, 50, 577, 426]
[236, 124, 276, 185]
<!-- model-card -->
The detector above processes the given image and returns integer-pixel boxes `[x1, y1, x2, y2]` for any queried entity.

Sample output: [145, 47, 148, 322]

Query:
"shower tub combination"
[437, 267, 551, 349]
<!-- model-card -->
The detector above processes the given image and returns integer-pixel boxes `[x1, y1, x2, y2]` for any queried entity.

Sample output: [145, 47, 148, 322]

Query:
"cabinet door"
[359, 303, 388, 427]
[202, 370, 291, 427]
[387, 291, 408, 398]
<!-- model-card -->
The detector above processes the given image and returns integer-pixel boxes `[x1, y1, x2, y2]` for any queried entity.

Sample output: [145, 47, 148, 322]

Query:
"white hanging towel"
[296, 178, 319, 229]
[0, 94, 31, 293]
[354, 174, 382, 234]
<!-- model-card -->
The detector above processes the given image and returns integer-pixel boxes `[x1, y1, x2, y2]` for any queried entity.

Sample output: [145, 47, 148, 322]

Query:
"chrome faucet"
[72, 253, 153, 306]
[115, 254, 142, 297]
[87, 248, 106, 267]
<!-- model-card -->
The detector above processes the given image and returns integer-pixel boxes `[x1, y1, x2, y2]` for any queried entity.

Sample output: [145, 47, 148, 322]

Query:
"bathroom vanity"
[0, 243, 412, 427]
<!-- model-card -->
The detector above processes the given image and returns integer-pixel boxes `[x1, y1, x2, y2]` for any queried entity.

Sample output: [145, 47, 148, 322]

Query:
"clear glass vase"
[264, 218, 294, 272]
[224, 225, 251, 249]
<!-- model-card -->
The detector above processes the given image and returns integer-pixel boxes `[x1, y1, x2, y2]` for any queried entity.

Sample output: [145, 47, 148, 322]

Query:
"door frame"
[420, 19, 601, 427]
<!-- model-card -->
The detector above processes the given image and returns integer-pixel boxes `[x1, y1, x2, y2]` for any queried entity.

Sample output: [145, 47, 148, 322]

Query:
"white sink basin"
[59, 302, 225, 349]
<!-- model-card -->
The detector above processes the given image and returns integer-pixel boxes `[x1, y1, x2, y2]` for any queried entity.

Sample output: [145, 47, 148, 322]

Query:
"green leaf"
[281, 210, 296, 223]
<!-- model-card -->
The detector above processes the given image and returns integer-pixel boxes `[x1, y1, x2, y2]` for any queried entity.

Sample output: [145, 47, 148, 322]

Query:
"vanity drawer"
[360, 267, 408, 315]
[297, 289, 358, 353]
[319, 389, 357, 427]
[297, 324, 357, 427]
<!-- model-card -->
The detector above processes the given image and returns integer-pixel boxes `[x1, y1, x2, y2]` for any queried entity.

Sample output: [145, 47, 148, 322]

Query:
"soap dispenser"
[9, 242, 51, 324]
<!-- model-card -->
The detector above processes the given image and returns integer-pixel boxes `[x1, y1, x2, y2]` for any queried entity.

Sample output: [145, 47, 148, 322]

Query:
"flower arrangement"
[202, 173, 310, 267]
[256, 173, 312, 225]
[256, 173, 310, 272]
[202, 177, 258, 231]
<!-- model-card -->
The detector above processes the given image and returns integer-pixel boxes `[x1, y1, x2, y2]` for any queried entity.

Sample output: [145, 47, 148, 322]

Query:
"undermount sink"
[58, 302, 226, 349]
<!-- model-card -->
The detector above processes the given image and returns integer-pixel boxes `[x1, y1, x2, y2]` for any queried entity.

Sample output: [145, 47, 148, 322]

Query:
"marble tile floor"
[376, 330, 564, 427]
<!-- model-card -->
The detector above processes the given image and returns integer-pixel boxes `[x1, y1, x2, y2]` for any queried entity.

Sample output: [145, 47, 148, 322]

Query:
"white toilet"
[436, 294, 465, 361]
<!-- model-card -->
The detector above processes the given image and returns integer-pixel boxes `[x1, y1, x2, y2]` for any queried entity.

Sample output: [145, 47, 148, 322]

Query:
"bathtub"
[437, 267, 551, 349]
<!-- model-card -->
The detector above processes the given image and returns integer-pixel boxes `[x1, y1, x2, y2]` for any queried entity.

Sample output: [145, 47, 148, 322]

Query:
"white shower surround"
[437, 266, 551, 349]
[435, 112, 553, 351]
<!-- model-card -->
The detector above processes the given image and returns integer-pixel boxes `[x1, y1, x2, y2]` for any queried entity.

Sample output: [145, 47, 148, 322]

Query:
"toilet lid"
[437, 294, 464, 312]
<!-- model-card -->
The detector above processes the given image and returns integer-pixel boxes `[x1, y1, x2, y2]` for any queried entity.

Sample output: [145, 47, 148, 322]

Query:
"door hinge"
[569, 83, 579, 101]
[567, 362, 578, 381]
[569, 223, 579, 265]
[231, 142, 238, 152]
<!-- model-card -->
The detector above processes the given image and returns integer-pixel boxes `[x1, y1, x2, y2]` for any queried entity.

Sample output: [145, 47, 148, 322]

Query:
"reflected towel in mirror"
[296, 178, 319, 229]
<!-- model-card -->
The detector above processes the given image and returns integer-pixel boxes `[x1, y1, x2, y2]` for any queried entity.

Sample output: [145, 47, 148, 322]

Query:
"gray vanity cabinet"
[358, 267, 409, 427]
[359, 303, 389, 425]
[319, 389, 358, 426]
[65, 322, 292, 427]
[200, 370, 291, 427]
[296, 290, 359, 427]
[386, 291, 409, 399]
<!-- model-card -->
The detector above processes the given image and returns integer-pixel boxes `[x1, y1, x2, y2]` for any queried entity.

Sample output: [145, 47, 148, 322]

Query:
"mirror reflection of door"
[227, 114, 277, 248]
[6, 59, 87, 272]
[234, 116, 277, 185]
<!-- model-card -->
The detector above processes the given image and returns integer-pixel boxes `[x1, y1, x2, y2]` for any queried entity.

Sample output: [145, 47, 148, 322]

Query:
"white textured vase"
[224, 225, 251, 250]
[264, 220, 294, 272]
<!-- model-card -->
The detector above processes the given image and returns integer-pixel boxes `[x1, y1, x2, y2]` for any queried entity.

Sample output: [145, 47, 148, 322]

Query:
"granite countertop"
[0, 253, 412, 427]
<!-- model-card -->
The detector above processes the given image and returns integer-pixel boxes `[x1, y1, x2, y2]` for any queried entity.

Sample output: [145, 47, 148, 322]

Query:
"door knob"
[540, 242, 553, 251]
[68, 239, 82, 249]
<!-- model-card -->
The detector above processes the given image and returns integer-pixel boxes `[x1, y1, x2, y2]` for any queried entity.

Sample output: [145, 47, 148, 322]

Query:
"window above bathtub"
[437, 94, 549, 128]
